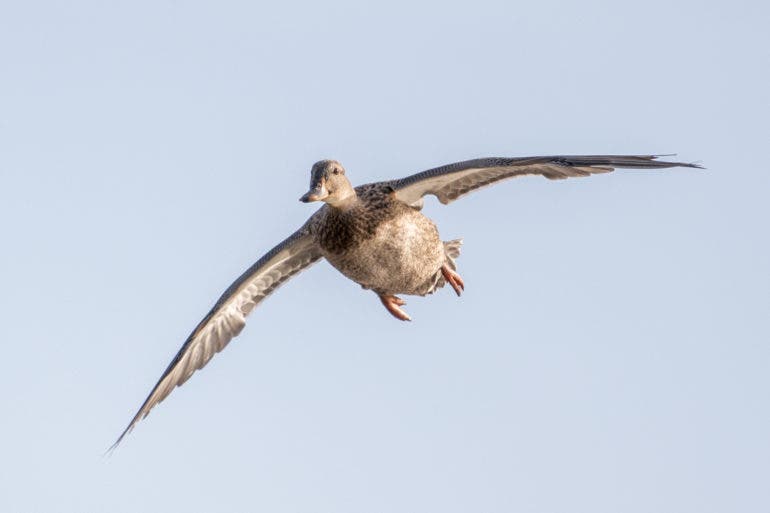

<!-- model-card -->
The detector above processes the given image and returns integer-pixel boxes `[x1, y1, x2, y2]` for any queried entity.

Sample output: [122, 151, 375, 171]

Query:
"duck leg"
[379, 294, 412, 322]
[441, 264, 465, 296]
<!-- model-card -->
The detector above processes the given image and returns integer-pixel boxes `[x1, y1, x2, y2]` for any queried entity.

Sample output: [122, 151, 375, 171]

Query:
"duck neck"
[326, 187, 358, 210]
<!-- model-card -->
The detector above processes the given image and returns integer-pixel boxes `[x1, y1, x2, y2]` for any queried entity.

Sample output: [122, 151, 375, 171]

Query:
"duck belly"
[326, 213, 446, 296]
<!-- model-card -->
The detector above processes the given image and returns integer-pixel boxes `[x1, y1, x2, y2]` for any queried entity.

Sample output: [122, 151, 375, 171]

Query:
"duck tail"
[424, 239, 464, 296]
[443, 238, 463, 270]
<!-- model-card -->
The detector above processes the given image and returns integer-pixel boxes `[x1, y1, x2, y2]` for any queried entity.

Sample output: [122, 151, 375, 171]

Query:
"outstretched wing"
[390, 155, 701, 206]
[112, 226, 322, 448]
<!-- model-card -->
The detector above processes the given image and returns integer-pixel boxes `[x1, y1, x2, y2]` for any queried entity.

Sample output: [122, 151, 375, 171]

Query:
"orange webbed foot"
[441, 264, 465, 297]
[379, 294, 411, 321]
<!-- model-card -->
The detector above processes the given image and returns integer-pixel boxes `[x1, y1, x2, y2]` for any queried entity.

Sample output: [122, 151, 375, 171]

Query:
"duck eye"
[332, 169, 339, 175]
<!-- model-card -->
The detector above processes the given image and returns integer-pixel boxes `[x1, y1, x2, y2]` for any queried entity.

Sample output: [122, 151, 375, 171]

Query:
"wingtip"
[650, 154, 705, 170]
[105, 430, 129, 456]
[106, 416, 141, 455]
[104, 439, 122, 458]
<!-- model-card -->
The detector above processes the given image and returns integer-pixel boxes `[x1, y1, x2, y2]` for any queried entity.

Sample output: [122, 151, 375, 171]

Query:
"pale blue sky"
[1, 1, 768, 512]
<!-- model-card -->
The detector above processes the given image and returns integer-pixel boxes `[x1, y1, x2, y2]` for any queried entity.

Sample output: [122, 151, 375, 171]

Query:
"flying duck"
[112, 154, 699, 447]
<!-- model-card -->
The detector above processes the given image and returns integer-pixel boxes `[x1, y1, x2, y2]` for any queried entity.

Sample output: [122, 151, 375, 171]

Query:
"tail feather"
[443, 238, 463, 270]
[425, 238, 463, 295]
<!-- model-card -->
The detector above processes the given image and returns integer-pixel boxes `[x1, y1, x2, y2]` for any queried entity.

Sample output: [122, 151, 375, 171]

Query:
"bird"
[111, 154, 699, 447]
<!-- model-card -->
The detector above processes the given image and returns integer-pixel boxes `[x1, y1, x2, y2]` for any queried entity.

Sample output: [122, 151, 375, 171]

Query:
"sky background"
[1, 1, 768, 512]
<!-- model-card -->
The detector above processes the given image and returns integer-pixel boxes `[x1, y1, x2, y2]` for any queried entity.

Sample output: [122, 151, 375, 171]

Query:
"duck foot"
[441, 264, 465, 296]
[379, 294, 412, 322]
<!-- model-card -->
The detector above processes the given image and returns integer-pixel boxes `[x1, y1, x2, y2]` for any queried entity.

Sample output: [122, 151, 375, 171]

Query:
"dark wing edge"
[109, 226, 322, 451]
[390, 155, 702, 206]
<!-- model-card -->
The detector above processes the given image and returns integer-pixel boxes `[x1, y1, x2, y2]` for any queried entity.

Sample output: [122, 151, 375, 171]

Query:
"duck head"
[299, 160, 356, 207]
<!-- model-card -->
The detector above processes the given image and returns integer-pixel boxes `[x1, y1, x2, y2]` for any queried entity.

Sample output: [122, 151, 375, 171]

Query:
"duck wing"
[111, 226, 322, 448]
[390, 155, 700, 206]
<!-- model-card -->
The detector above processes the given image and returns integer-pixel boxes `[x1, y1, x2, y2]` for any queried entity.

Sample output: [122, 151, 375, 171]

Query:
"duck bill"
[299, 183, 329, 203]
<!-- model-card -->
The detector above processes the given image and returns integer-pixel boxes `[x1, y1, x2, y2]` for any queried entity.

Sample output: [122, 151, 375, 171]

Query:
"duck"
[112, 154, 699, 447]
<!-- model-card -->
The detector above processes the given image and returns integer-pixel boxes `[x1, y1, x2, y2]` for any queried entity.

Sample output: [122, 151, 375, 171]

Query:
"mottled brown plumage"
[308, 181, 458, 297]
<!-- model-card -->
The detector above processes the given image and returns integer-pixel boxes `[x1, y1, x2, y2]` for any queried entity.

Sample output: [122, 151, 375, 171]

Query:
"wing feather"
[111, 226, 322, 448]
[390, 155, 700, 205]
